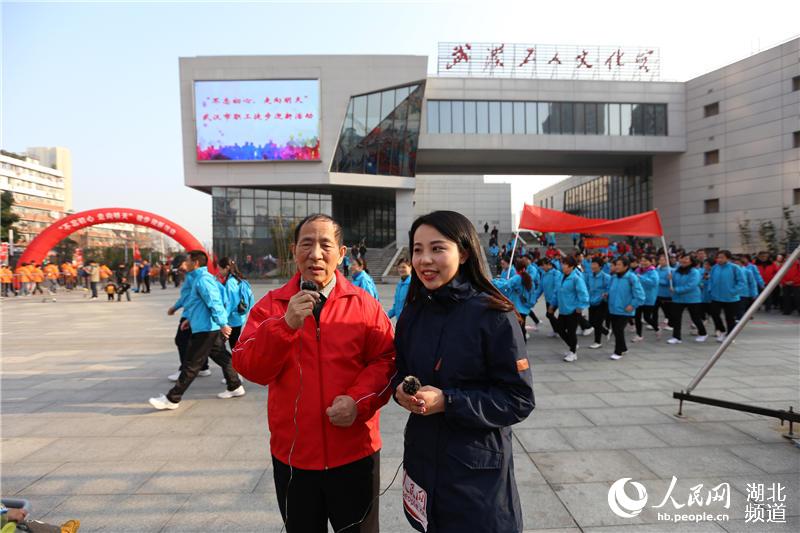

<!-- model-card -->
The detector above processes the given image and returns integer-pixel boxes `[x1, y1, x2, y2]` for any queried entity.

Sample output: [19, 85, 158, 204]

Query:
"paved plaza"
[1, 283, 798, 532]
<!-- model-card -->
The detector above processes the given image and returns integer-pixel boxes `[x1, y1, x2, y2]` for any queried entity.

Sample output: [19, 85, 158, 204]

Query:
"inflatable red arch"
[19, 207, 206, 266]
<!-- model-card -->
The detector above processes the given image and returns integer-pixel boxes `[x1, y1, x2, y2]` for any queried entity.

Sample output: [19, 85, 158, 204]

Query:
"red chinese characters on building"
[485, 44, 505, 70]
[518, 47, 536, 67]
[446, 43, 472, 70]
[548, 53, 562, 65]
[636, 50, 654, 72]
[604, 49, 625, 70]
[576, 50, 593, 69]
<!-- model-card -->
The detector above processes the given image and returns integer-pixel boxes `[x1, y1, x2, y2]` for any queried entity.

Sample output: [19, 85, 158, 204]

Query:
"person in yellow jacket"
[0, 264, 15, 297]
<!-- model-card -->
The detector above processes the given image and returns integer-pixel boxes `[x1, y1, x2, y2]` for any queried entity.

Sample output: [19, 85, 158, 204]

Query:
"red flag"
[133, 242, 142, 261]
[518, 205, 664, 237]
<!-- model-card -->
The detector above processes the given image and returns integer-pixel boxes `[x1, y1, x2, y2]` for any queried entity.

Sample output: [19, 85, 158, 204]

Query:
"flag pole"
[506, 213, 520, 279]
[660, 234, 674, 291]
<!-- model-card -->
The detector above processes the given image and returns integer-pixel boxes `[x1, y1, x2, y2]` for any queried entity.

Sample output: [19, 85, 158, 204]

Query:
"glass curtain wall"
[427, 101, 667, 136]
[212, 186, 395, 274]
[331, 82, 425, 177]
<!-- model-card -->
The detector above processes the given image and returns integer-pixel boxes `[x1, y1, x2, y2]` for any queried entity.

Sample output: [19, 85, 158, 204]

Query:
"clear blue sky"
[3, 1, 798, 243]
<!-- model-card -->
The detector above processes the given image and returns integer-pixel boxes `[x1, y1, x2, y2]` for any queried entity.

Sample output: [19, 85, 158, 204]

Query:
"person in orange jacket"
[31, 264, 45, 295]
[1, 264, 15, 297]
[61, 261, 75, 290]
[15, 262, 31, 295]
[100, 263, 113, 283]
[44, 261, 60, 299]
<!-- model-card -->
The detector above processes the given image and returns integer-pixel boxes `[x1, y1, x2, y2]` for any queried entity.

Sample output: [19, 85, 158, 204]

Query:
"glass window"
[254, 198, 268, 217]
[631, 104, 644, 135]
[366, 92, 382, 133]
[439, 100, 452, 134]
[599, 104, 609, 135]
[538, 102, 549, 133]
[396, 85, 411, 103]
[464, 101, 477, 133]
[343, 99, 354, 134]
[608, 104, 620, 135]
[381, 90, 395, 120]
[268, 198, 280, 215]
[239, 197, 254, 217]
[295, 198, 308, 218]
[489, 101, 501, 134]
[525, 102, 537, 134]
[452, 101, 464, 134]
[501, 102, 513, 134]
[353, 95, 367, 137]
[513, 102, 525, 134]
[620, 104, 632, 135]
[574, 103, 585, 134]
[560, 103, 574, 134]
[427, 101, 439, 134]
[644, 104, 656, 135]
[585, 103, 598, 135]
[477, 101, 489, 133]
[655, 104, 667, 135]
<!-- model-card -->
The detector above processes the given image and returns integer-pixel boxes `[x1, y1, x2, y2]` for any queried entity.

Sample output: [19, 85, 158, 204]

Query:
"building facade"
[1, 150, 68, 245]
[179, 38, 798, 259]
[536, 40, 800, 251]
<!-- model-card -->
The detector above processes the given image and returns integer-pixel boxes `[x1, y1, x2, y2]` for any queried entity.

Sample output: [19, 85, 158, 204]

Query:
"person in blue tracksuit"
[150, 250, 243, 410]
[217, 257, 255, 352]
[341, 253, 351, 277]
[524, 256, 542, 330]
[585, 257, 611, 348]
[735, 255, 762, 320]
[493, 259, 537, 341]
[709, 250, 746, 341]
[538, 258, 563, 338]
[656, 254, 675, 329]
[498, 257, 512, 280]
[350, 257, 380, 301]
[392, 211, 534, 533]
[700, 259, 714, 321]
[387, 258, 412, 320]
[553, 256, 590, 361]
[166, 259, 201, 381]
[607, 256, 646, 360]
[633, 255, 661, 341]
[667, 254, 708, 344]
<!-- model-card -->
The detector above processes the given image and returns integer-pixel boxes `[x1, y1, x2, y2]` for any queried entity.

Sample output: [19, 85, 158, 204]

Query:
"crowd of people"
[488, 237, 800, 362]
[0, 259, 186, 302]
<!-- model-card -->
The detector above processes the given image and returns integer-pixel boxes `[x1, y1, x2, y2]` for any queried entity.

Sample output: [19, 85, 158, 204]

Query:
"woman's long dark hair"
[217, 257, 243, 281]
[514, 257, 533, 291]
[406, 211, 514, 313]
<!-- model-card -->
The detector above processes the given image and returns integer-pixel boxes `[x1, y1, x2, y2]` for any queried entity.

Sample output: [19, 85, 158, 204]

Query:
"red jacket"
[233, 270, 396, 470]
[780, 261, 800, 286]
[756, 261, 779, 285]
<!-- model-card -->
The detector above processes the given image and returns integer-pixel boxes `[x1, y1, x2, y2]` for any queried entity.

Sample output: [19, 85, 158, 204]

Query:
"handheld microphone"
[402, 375, 421, 395]
[300, 280, 318, 292]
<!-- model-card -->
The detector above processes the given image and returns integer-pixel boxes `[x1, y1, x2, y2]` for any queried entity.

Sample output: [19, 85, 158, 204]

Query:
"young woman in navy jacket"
[393, 211, 535, 533]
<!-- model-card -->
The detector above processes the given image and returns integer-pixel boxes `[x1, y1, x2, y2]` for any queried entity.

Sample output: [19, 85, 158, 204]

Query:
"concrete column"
[395, 189, 415, 248]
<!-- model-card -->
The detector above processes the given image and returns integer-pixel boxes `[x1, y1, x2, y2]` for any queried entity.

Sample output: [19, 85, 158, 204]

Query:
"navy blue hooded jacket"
[393, 276, 535, 533]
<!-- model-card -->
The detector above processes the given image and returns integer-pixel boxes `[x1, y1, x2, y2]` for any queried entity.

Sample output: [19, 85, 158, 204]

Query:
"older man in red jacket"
[233, 213, 395, 533]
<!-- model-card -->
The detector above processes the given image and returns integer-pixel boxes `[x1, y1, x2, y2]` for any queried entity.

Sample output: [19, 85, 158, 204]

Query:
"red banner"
[519, 205, 664, 237]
